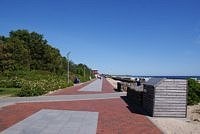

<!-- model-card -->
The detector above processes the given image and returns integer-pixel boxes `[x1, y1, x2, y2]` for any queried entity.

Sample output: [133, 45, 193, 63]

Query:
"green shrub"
[0, 79, 11, 88]
[11, 77, 24, 88]
[67, 81, 74, 87]
[188, 79, 200, 105]
[0, 70, 80, 97]
[0, 77, 24, 88]
[16, 75, 68, 96]
[17, 81, 46, 96]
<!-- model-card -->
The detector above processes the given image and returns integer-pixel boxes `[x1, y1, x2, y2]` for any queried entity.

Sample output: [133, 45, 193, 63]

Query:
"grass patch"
[0, 88, 19, 96]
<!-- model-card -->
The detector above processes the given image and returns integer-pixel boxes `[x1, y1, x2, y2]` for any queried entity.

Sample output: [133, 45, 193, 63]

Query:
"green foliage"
[0, 88, 19, 96]
[72, 63, 93, 82]
[0, 29, 94, 77]
[188, 79, 200, 105]
[0, 29, 66, 73]
[0, 70, 70, 96]
[0, 29, 94, 96]
[17, 79, 68, 97]
[16, 74, 69, 97]
[17, 81, 45, 96]
[0, 77, 23, 88]
[67, 81, 74, 87]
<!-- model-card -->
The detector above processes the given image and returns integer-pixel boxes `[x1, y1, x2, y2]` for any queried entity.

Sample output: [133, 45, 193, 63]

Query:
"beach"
[148, 104, 200, 134]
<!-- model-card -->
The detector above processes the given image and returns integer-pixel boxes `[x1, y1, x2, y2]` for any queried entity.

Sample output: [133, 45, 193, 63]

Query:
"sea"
[132, 76, 200, 80]
[113, 75, 200, 80]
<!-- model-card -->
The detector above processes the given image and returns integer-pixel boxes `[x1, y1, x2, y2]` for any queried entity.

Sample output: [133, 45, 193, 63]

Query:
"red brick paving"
[48, 79, 95, 95]
[0, 78, 162, 134]
[101, 78, 115, 93]
[49, 78, 115, 95]
[0, 98, 161, 134]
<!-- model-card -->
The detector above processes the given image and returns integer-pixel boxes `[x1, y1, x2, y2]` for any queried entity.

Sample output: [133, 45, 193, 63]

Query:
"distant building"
[92, 70, 99, 78]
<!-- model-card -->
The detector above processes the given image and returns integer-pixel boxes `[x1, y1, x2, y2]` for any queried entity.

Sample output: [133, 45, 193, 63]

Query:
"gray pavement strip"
[0, 92, 127, 108]
[79, 79, 103, 92]
[1, 109, 99, 134]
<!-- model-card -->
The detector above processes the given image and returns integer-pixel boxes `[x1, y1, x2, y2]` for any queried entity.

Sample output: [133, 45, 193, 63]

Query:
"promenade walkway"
[0, 78, 161, 134]
[79, 79, 102, 92]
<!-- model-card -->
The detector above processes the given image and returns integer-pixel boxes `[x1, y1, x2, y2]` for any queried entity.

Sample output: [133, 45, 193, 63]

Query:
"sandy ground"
[148, 104, 200, 134]
[106, 78, 200, 134]
[147, 104, 200, 133]
[148, 115, 200, 134]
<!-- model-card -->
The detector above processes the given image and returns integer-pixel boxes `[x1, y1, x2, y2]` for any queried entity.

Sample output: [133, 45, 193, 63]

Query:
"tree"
[8, 38, 30, 70]
[0, 29, 93, 80]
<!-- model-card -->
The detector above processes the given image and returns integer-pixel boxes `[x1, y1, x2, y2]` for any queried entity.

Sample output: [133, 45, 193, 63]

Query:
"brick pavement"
[0, 78, 162, 134]
[79, 79, 102, 92]
[49, 78, 115, 95]
[0, 98, 161, 134]
[2, 109, 99, 134]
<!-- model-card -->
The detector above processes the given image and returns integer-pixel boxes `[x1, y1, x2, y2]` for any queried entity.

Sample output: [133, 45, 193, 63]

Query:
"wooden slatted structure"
[143, 78, 187, 117]
[127, 86, 143, 106]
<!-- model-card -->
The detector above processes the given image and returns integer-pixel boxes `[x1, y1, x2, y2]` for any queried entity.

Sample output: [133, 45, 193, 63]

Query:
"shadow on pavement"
[121, 96, 149, 116]
[114, 88, 121, 92]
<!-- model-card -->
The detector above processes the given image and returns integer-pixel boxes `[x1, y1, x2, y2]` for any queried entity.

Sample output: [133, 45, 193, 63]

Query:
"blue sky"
[1, 0, 200, 75]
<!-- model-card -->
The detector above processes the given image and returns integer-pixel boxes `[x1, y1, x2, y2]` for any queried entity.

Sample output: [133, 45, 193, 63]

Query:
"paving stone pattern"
[0, 92, 126, 108]
[79, 79, 103, 92]
[0, 78, 162, 134]
[2, 109, 98, 134]
[0, 99, 161, 134]
[49, 78, 115, 95]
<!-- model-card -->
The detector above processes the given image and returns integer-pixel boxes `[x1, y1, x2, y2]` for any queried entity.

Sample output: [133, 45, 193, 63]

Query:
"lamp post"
[67, 51, 71, 84]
